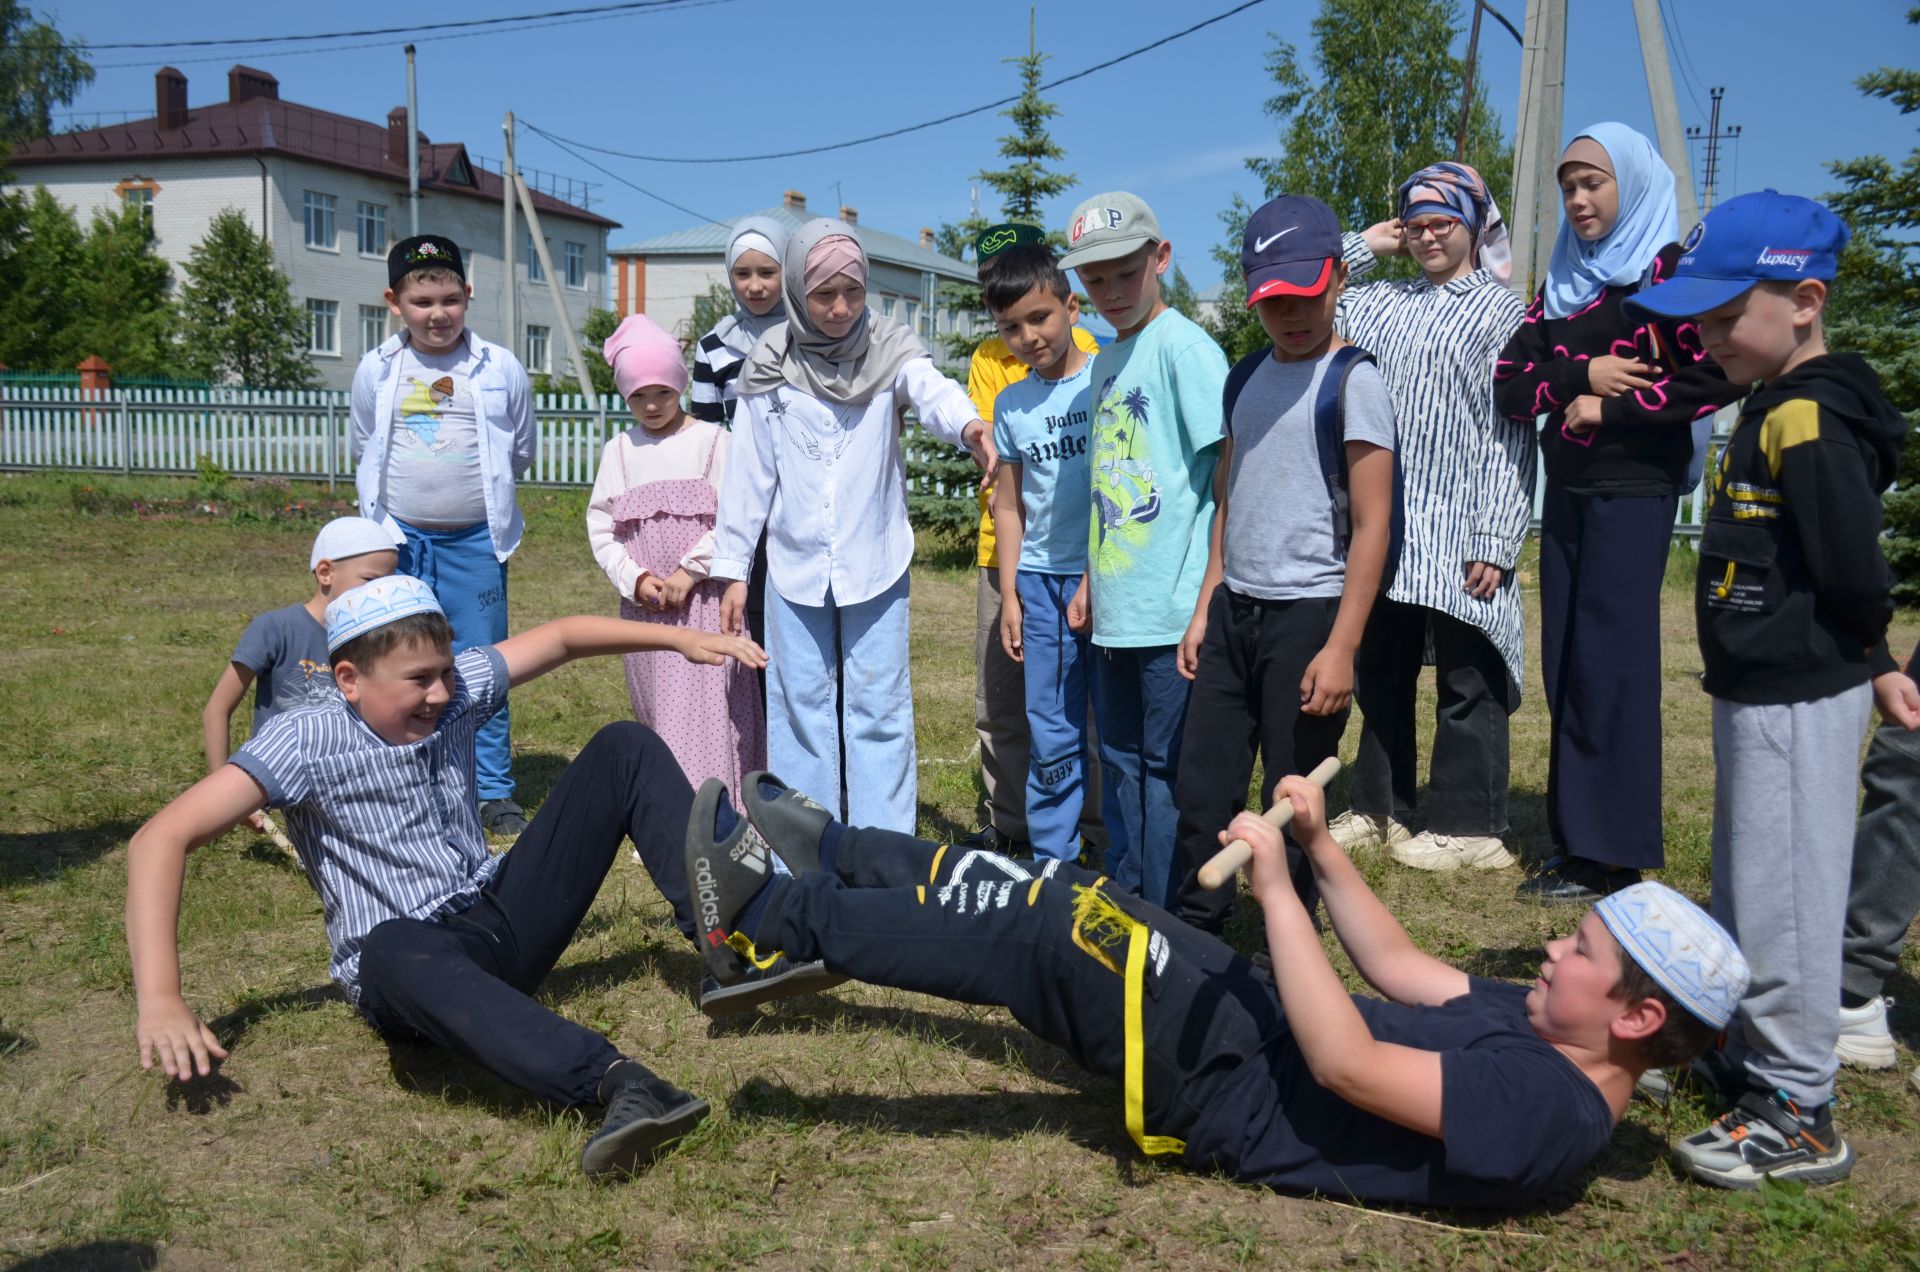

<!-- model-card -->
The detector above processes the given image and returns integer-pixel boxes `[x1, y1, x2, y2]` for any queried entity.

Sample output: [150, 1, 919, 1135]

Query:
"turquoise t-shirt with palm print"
[1085, 308, 1228, 648]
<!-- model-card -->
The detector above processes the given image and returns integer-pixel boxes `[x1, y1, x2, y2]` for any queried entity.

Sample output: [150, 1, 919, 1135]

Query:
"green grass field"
[1, 471, 1915, 1270]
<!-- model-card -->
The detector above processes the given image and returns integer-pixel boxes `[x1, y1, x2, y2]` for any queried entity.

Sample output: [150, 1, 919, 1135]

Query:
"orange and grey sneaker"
[1674, 1089, 1854, 1190]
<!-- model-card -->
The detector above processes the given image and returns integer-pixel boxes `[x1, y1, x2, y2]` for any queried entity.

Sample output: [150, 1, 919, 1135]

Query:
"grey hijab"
[711, 215, 790, 359]
[736, 217, 928, 407]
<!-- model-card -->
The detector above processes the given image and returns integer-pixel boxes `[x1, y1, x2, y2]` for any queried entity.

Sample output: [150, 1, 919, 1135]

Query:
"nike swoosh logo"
[1254, 227, 1299, 253]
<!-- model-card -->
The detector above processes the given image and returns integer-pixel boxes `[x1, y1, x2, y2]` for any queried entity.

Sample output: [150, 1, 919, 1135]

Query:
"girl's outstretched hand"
[137, 994, 228, 1080]
[683, 631, 767, 669]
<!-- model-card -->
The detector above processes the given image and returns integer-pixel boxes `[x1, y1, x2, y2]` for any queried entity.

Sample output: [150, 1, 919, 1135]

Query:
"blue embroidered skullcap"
[1595, 881, 1749, 1029]
[324, 574, 444, 654]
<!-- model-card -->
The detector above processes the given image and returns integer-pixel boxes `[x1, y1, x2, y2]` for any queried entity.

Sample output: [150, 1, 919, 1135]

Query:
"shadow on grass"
[1, 1018, 33, 1059]
[1452, 944, 1550, 981]
[729, 1077, 1136, 1168]
[511, 751, 575, 817]
[206, 984, 344, 1050]
[384, 1043, 556, 1120]
[5, 1241, 158, 1271]
[543, 941, 709, 1006]
[0, 820, 142, 889]
[164, 1070, 244, 1115]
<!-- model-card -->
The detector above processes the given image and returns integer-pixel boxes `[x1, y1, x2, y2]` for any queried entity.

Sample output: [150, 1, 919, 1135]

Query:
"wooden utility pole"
[503, 112, 517, 354]
[512, 171, 598, 405]
[1688, 87, 1740, 214]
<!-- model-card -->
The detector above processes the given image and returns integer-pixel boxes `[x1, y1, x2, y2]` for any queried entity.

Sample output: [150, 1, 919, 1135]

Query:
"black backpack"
[1220, 343, 1404, 590]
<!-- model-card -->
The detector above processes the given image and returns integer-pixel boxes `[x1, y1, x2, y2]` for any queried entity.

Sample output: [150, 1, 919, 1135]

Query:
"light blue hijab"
[1542, 122, 1677, 319]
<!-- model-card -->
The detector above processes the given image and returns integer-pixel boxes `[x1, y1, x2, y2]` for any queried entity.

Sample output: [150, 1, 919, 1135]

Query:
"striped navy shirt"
[1336, 233, 1533, 687]
[231, 645, 508, 1003]
[690, 328, 747, 426]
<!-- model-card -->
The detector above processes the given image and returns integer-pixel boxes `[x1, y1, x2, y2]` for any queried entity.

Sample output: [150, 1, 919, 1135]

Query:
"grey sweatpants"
[1710, 683, 1873, 1107]
[1842, 717, 1920, 1002]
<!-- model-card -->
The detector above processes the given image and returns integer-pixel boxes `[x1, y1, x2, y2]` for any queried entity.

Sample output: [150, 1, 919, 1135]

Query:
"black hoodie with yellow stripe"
[1697, 352, 1909, 703]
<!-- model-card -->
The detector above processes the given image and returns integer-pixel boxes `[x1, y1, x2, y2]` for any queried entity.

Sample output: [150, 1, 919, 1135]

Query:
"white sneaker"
[1909, 1065, 1919, 1098]
[1390, 831, 1518, 872]
[1834, 996, 1898, 1070]
[1327, 811, 1412, 854]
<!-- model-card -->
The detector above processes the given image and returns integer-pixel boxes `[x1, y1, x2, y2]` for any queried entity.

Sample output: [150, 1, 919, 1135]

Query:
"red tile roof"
[10, 94, 618, 229]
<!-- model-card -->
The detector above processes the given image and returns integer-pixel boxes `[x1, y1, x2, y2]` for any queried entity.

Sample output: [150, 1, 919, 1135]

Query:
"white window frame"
[121, 186, 154, 223]
[359, 304, 387, 354]
[303, 191, 336, 251]
[356, 202, 387, 257]
[306, 299, 339, 355]
[524, 230, 545, 282]
[526, 324, 551, 374]
[563, 241, 586, 289]
[905, 301, 921, 334]
[881, 296, 896, 318]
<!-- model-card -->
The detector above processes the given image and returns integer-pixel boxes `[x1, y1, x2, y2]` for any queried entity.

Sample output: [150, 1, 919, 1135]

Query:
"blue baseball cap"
[1627, 190, 1850, 319]
[1243, 194, 1343, 304]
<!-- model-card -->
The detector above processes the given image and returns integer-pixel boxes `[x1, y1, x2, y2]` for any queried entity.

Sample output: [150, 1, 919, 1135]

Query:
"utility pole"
[1455, 0, 1486, 161]
[1687, 88, 1741, 214]
[1527, 0, 1566, 283]
[503, 112, 517, 354]
[1507, 0, 1566, 298]
[513, 171, 597, 405]
[1629, 0, 1700, 232]
[404, 45, 421, 237]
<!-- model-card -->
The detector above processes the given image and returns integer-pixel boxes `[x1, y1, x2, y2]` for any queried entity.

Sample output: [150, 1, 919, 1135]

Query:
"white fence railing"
[1, 383, 1734, 536]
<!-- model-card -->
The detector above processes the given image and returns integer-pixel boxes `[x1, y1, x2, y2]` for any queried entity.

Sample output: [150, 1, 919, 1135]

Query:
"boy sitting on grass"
[687, 767, 1750, 1207]
[130, 574, 835, 1179]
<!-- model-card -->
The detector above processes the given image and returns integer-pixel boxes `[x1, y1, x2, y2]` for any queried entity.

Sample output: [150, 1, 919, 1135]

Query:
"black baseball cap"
[973, 221, 1048, 263]
[1242, 195, 1342, 304]
[388, 234, 465, 289]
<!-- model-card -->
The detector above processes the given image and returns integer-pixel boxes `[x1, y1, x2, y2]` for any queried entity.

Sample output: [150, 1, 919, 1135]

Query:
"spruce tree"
[176, 210, 317, 388]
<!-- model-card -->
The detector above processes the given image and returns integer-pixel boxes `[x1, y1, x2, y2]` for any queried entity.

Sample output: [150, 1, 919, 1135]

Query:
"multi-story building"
[6, 64, 618, 390]
[610, 190, 981, 368]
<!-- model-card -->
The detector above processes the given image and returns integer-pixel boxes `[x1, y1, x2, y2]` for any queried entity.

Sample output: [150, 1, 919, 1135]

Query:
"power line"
[523, 0, 1267, 165]
[525, 124, 731, 229]
[75, 0, 716, 51]
[91, 0, 738, 70]
[1656, 0, 1706, 118]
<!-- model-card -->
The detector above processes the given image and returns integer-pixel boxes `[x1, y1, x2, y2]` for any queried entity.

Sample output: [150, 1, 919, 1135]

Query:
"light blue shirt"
[993, 361, 1094, 574]
[351, 329, 536, 562]
[231, 646, 508, 1003]
[1085, 310, 1228, 647]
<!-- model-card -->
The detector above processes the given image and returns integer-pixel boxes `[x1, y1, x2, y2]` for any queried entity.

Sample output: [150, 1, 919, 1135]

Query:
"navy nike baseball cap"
[1627, 190, 1850, 319]
[1243, 194, 1343, 304]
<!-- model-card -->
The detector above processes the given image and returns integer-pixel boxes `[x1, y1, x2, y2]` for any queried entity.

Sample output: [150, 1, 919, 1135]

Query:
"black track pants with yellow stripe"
[758, 827, 1283, 1156]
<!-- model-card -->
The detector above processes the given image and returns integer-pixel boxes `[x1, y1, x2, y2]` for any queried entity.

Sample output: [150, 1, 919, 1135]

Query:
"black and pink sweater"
[1495, 243, 1744, 497]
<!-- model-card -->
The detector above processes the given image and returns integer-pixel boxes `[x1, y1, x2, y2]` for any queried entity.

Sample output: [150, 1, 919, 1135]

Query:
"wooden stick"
[259, 814, 299, 863]
[1195, 757, 1341, 889]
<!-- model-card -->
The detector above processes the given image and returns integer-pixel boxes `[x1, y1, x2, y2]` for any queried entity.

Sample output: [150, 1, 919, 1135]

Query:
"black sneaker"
[741, 770, 833, 874]
[1515, 855, 1639, 906]
[961, 824, 1031, 857]
[480, 799, 529, 838]
[1674, 1088, 1854, 1190]
[698, 957, 849, 1018]
[579, 1059, 709, 1178]
[1634, 1046, 1751, 1109]
[685, 778, 779, 987]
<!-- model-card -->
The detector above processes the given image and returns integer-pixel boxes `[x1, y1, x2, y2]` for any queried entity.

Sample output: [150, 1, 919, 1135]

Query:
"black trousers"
[356, 722, 698, 1106]
[1538, 485, 1675, 870]
[764, 828, 1279, 1143]
[1842, 718, 1920, 1001]
[1350, 598, 1519, 836]
[1170, 587, 1346, 934]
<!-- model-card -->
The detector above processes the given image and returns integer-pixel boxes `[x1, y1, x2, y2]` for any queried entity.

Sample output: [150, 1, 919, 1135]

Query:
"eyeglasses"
[1401, 218, 1459, 241]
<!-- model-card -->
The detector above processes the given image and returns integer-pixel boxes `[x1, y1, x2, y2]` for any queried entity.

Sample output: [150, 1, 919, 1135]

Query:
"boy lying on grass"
[128, 574, 841, 1179]
[689, 767, 1751, 1206]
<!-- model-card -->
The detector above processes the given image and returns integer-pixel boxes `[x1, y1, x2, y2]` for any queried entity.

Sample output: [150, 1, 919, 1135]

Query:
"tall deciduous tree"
[0, 1, 93, 148]
[1206, 1, 1511, 360]
[176, 210, 317, 388]
[0, 190, 175, 375]
[1825, 9, 1920, 601]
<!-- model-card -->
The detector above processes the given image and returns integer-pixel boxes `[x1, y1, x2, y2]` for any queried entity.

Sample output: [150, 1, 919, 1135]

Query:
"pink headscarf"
[802, 235, 866, 295]
[601, 313, 688, 399]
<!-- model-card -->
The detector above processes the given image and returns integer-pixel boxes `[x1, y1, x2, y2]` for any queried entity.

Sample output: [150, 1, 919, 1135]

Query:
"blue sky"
[41, 0, 1920, 291]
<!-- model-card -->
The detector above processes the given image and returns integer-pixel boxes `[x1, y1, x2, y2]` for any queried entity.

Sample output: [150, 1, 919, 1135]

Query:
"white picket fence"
[0, 382, 1733, 536]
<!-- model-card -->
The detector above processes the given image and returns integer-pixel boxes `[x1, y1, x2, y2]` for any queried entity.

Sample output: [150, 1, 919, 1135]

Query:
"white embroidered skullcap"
[1595, 881, 1749, 1029]
[309, 516, 402, 570]
[324, 574, 444, 653]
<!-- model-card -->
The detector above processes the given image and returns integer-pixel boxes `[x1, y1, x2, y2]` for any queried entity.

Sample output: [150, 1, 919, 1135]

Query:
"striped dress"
[1335, 234, 1532, 686]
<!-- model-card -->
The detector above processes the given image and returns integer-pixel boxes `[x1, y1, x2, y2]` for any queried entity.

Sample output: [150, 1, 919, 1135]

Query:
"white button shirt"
[711, 355, 979, 607]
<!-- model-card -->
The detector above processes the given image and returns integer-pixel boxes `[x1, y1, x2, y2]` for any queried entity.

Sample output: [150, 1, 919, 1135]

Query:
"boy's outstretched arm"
[496, 616, 767, 688]
[127, 766, 267, 1079]
[1236, 779, 1449, 1138]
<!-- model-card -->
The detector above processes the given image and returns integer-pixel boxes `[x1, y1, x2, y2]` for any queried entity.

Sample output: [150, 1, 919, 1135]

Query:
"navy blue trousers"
[356, 723, 697, 1106]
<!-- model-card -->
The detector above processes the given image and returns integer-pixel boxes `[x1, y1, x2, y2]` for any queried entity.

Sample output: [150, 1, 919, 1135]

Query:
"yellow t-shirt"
[968, 326, 1102, 569]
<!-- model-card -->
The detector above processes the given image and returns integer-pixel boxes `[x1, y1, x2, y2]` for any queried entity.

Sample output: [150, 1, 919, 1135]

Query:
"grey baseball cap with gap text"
[1059, 192, 1162, 271]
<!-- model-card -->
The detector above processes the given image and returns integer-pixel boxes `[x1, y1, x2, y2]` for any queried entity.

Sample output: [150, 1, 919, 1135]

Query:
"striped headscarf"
[1397, 160, 1513, 284]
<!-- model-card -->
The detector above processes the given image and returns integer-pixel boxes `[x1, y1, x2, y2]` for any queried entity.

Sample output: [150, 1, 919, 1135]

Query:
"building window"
[359, 304, 387, 353]
[881, 296, 896, 318]
[306, 299, 339, 355]
[906, 301, 921, 334]
[303, 191, 336, 250]
[356, 202, 387, 256]
[563, 242, 586, 289]
[526, 325, 550, 373]
[524, 230, 544, 282]
[118, 181, 156, 224]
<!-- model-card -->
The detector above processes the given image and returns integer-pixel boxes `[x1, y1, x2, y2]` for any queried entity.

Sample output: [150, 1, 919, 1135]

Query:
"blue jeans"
[396, 519, 513, 801]
[1016, 571, 1092, 862]
[1090, 642, 1190, 906]
[766, 570, 916, 833]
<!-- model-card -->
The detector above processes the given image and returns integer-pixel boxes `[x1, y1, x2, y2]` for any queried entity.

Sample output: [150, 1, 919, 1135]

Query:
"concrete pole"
[513, 170, 597, 404]
[1630, 0, 1700, 234]
[1528, 0, 1567, 286]
[404, 45, 421, 238]
[503, 112, 517, 356]
[1506, 0, 1549, 298]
